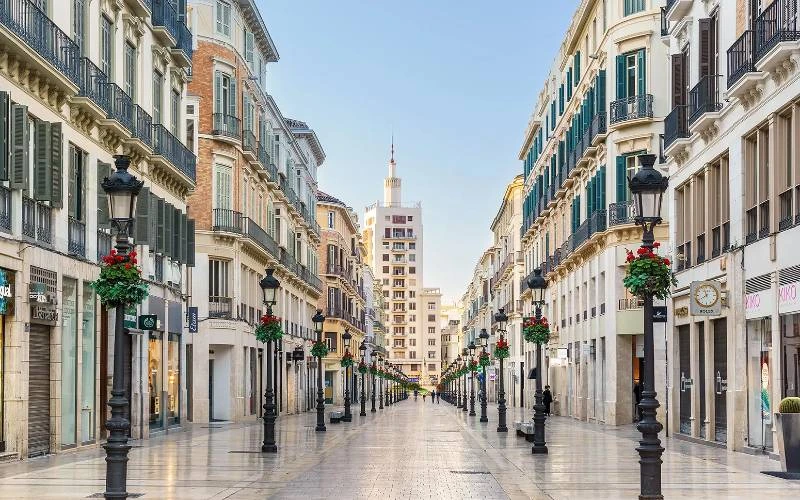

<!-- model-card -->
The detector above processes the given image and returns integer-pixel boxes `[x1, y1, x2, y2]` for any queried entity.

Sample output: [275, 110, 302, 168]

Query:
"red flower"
[130, 250, 137, 257]
[653, 242, 661, 248]
[132, 258, 138, 264]
[637, 247, 646, 255]
[663, 258, 670, 266]
[125, 263, 132, 270]
[110, 249, 117, 255]
[115, 255, 124, 262]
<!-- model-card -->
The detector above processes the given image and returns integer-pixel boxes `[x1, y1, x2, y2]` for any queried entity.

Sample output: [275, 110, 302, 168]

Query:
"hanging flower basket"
[255, 314, 283, 343]
[311, 341, 329, 358]
[92, 250, 148, 308]
[369, 363, 378, 375]
[523, 316, 550, 344]
[494, 337, 510, 359]
[478, 351, 491, 367]
[358, 361, 368, 374]
[623, 242, 677, 300]
[469, 359, 479, 372]
[340, 350, 354, 368]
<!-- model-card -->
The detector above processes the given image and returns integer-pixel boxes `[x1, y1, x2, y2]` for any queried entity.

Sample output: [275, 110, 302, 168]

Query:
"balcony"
[242, 217, 279, 259]
[754, 0, 800, 66]
[589, 112, 607, 146]
[610, 95, 653, 126]
[727, 30, 758, 91]
[212, 208, 243, 233]
[660, 7, 669, 38]
[75, 57, 108, 118]
[209, 296, 233, 319]
[618, 298, 644, 311]
[608, 201, 636, 226]
[0, 186, 11, 233]
[664, 0, 692, 22]
[68, 217, 85, 257]
[22, 196, 51, 245]
[151, 0, 179, 45]
[130, 105, 153, 149]
[212, 113, 240, 140]
[101, 83, 134, 135]
[97, 230, 112, 262]
[242, 129, 257, 161]
[172, 15, 193, 67]
[152, 124, 196, 184]
[664, 105, 690, 152]
[688, 75, 722, 129]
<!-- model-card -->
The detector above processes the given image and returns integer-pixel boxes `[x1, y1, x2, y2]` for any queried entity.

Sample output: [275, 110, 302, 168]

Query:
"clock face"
[694, 284, 719, 307]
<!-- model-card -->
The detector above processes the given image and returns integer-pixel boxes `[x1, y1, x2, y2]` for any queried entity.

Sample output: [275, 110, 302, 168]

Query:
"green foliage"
[255, 315, 283, 343]
[623, 244, 677, 299]
[779, 397, 800, 413]
[358, 362, 368, 374]
[92, 251, 148, 308]
[478, 352, 491, 367]
[311, 341, 329, 358]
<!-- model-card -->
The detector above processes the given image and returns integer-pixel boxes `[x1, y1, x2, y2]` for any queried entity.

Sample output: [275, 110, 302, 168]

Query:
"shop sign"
[745, 290, 773, 319]
[0, 269, 13, 315]
[652, 306, 668, 322]
[29, 283, 57, 325]
[778, 281, 800, 314]
[138, 314, 159, 331]
[188, 307, 198, 333]
[123, 306, 137, 329]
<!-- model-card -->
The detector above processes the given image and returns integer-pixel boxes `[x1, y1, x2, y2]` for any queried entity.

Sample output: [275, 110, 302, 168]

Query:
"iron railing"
[97, 229, 112, 262]
[608, 201, 636, 226]
[151, 0, 179, 43]
[689, 75, 722, 125]
[78, 57, 108, 110]
[664, 105, 690, 149]
[209, 296, 233, 319]
[0, 186, 11, 232]
[36, 202, 51, 244]
[212, 208, 243, 233]
[68, 217, 85, 257]
[619, 298, 644, 311]
[152, 124, 196, 181]
[727, 30, 756, 88]
[22, 196, 36, 238]
[103, 83, 134, 131]
[212, 113, 240, 138]
[610, 94, 653, 124]
[132, 104, 153, 147]
[755, 0, 800, 61]
[175, 14, 193, 60]
[242, 129, 257, 154]
[660, 6, 669, 36]
[243, 216, 279, 257]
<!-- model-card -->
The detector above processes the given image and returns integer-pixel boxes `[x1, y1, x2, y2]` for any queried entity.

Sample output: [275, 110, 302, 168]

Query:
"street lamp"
[479, 328, 489, 422]
[461, 348, 469, 414]
[468, 342, 476, 416]
[629, 153, 668, 499]
[359, 341, 367, 416]
[455, 355, 463, 408]
[495, 308, 509, 432]
[370, 351, 377, 413]
[342, 329, 352, 422]
[528, 268, 548, 454]
[378, 355, 384, 409]
[101, 155, 143, 499]
[312, 309, 327, 432]
[259, 268, 280, 453]
[292, 345, 304, 415]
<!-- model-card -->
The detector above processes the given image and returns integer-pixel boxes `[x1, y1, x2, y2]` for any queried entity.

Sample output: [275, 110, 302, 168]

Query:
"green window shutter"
[50, 123, 62, 208]
[637, 49, 646, 95]
[164, 203, 174, 258]
[598, 70, 607, 113]
[559, 85, 564, 114]
[616, 55, 626, 99]
[229, 77, 237, 118]
[10, 104, 29, 190]
[567, 69, 573, 101]
[147, 194, 158, 247]
[245, 31, 254, 64]
[576, 195, 581, 222]
[179, 212, 188, 263]
[616, 156, 627, 202]
[34, 120, 52, 201]
[587, 178, 593, 215]
[575, 51, 581, 83]
[172, 207, 181, 262]
[134, 187, 150, 245]
[186, 219, 196, 267]
[156, 198, 165, 253]
[600, 166, 607, 208]
[67, 145, 77, 218]
[97, 161, 111, 227]
[214, 71, 222, 114]
[78, 150, 85, 221]
[0, 91, 8, 181]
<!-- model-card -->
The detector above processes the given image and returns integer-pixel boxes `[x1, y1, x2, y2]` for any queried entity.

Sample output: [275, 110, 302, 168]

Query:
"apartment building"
[519, 0, 670, 426]
[186, 0, 324, 422]
[316, 191, 367, 404]
[363, 148, 429, 381]
[440, 302, 463, 369]
[461, 250, 494, 399]
[662, 0, 800, 454]
[420, 288, 442, 387]
[0, 0, 195, 457]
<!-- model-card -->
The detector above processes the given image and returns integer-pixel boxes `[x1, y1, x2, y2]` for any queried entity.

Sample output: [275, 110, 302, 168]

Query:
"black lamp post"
[359, 341, 367, 416]
[455, 355, 463, 408]
[387, 363, 393, 405]
[378, 355, 384, 409]
[342, 329, 352, 422]
[101, 155, 143, 500]
[259, 269, 280, 453]
[370, 351, 377, 412]
[468, 342, 476, 416]
[384, 360, 390, 407]
[479, 329, 489, 423]
[496, 308, 509, 432]
[312, 310, 327, 432]
[630, 153, 668, 500]
[461, 348, 468, 414]
[528, 268, 548, 454]
[292, 346, 304, 415]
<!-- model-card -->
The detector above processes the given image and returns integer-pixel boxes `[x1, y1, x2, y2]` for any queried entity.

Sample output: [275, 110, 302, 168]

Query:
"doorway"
[28, 324, 51, 457]
[208, 359, 214, 421]
[713, 318, 728, 443]
[679, 325, 691, 435]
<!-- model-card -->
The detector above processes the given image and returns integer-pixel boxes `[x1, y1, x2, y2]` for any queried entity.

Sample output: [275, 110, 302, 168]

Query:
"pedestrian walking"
[414, 389, 418, 401]
[543, 385, 553, 416]
[422, 393, 427, 402]
[633, 381, 642, 422]
[436, 391, 440, 403]
[431, 390, 436, 404]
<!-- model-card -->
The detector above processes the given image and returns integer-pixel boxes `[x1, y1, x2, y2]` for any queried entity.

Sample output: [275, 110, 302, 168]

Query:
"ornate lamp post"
[342, 329, 352, 422]
[378, 355, 384, 409]
[479, 329, 489, 422]
[312, 310, 327, 432]
[370, 351, 377, 413]
[455, 355, 463, 408]
[292, 346, 304, 415]
[528, 268, 548, 454]
[101, 155, 143, 499]
[495, 308, 509, 432]
[461, 348, 469, 414]
[359, 341, 367, 416]
[259, 269, 281, 453]
[468, 342, 476, 416]
[629, 154, 669, 500]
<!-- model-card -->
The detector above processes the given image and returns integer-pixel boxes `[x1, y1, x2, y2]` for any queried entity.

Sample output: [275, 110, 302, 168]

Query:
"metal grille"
[779, 265, 800, 286]
[745, 273, 772, 294]
[27, 324, 50, 458]
[30, 266, 57, 294]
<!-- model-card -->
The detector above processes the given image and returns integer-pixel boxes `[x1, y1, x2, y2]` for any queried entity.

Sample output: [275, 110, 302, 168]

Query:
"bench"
[520, 422, 535, 441]
[329, 411, 344, 423]
[514, 421, 524, 436]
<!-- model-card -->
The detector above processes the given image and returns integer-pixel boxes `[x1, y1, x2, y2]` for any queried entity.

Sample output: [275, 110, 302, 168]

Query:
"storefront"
[28, 266, 58, 458]
[779, 279, 800, 400]
[745, 275, 774, 451]
[0, 268, 14, 453]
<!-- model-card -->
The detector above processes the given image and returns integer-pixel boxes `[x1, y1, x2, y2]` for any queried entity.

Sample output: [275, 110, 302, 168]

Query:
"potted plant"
[776, 396, 800, 473]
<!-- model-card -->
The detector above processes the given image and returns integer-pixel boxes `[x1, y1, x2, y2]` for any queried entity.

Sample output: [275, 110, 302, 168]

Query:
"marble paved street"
[0, 400, 798, 499]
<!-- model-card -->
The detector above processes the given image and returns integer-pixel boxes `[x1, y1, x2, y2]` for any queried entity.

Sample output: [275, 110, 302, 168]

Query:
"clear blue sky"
[259, 0, 579, 303]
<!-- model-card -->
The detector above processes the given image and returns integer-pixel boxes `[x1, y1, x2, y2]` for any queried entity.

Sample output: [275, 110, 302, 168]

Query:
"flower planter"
[775, 413, 800, 473]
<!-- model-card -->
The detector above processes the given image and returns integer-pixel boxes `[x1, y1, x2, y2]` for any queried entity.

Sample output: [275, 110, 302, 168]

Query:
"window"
[427, 302, 435, 310]
[623, 0, 645, 16]
[214, 164, 232, 210]
[209, 259, 230, 299]
[428, 364, 436, 372]
[408, 216, 413, 221]
[744, 127, 771, 243]
[616, 49, 646, 99]
[409, 254, 416, 262]
[409, 243, 416, 249]
[409, 291, 416, 298]
[100, 15, 113, 77]
[66, 144, 86, 221]
[408, 302, 416, 310]
[428, 339, 436, 346]
[152, 71, 163, 124]
[214, 71, 236, 119]
[72, 0, 86, 56]
[428, 327, 436, 334]
[427, 351, 436, 359]
[409, 267, 416, 274]
[327, 211, 335, 228]
[324, 332, 337, 352]
[382, 266, 389, 273]
[245, 30, 254, 65]
[409, 327, 416, 334]
[216, 0, 231, 36]
[124, 42, 136, 99]
[171, 89, 180, 135]
[427, 314, 435, 322]
[383, 254, 389, 261]
[395, 351, 405, 359]
[394, 339, 405, 348]
[392, 215, 406, 223]
[409, 339, 416, 346]
[409, 351, 416, 359]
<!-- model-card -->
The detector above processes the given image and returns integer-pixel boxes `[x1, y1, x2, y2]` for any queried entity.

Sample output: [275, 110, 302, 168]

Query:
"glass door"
[167, 333, 180, 427]
[747, 318, 772, 450]
[149, 332, 163, 430]
[679, 325, 692, 435]
[713, 318, 728, 443]
[61, 279, 78, 448]
[81, 286, 95, 443]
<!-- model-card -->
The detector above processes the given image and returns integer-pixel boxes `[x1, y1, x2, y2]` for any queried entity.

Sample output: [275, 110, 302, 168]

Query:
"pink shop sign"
[746, 290, 773, 319]
[779, 281, 800, 314]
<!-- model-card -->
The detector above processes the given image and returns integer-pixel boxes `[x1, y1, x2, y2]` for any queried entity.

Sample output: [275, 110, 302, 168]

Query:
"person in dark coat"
[430, 390, 436, 403]
[633, 382, 643, 422]
[436, 391, 440, 403]
[543, 385, 553, 416]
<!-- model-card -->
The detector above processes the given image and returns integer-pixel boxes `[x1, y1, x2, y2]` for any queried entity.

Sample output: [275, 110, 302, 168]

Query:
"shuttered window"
[72, 0, 86, 56]
[214, 164, 232, 210]
[672, 53, 687, 106]
[616, 49, 646, 99]
[134, 186, 150, 244]
[124, 42, 136, 99]
[153, 71, 163, 124]
[66, 144, 85, 220]
[245, 31, 254, 65]
[216, 0, 231, 36]
[171, 89, 180, 135]
[623, 0, 645, 16]
[0, 92, 8, 181]
[100, 16, 113, 77]
[213, 71, 236, 117]
[616, 156, 627, 203]
[10, 104, 29, 190]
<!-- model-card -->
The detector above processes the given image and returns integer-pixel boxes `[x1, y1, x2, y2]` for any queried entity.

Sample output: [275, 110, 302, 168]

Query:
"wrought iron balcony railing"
[212, 113, 240, 138]
[689, 75, 722, 125]
[608, 201, 636, 226]
[78, 57, 108, 110]
[152, 123, 196, 181]
[664, 105, 690, 149]
[103, 83, 134, 132]
[755, 0, 800, 61]
[610, 94, 654, 124]
[212, 208, 243, 233]
[68, 217, 86, 257]
[727, 30, 756, 88]
[209, 296, 233, 319]
[97, 229, 112, 262]
[132, 104, 153, 147]
[242, 129, 257, 154]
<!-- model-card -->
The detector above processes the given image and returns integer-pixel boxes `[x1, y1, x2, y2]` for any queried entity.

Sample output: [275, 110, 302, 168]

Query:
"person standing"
[422, 392, 426, 402]
[543, 385, 553, 416]
[431, 390, 436, 404]
[633, 381, 642, 422]
[436, 391, 440, 404]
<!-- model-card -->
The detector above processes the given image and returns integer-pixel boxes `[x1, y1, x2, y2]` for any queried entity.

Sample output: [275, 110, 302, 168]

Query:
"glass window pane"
[61, 279, 78, 446]
[81, 286, 95, 443]
[149, 332, 163, 429]
[168, 333, 180, 426]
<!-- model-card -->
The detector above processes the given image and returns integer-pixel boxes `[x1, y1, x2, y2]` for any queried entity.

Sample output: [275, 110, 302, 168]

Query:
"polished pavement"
[0, 398, 797, 499]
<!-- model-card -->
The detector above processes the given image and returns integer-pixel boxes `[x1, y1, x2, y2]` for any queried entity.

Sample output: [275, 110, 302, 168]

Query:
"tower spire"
[384, 135, 401, 205]
[390, 134, 395, 164]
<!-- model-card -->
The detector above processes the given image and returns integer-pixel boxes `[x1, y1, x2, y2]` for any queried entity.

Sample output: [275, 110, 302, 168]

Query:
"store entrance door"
[28, 324, 50, 457]
[713, 319, 728, 443]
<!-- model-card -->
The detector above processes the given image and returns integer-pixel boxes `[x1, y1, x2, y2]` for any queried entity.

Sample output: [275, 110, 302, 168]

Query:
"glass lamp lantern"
[629, 154, 668, 233]
[259, 269, 280, 309]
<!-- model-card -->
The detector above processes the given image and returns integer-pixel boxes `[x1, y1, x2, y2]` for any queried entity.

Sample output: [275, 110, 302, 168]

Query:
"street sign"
[138, 314, 158, 330]
[188, 307, 198, 333]
[652, 306, 668, 323]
